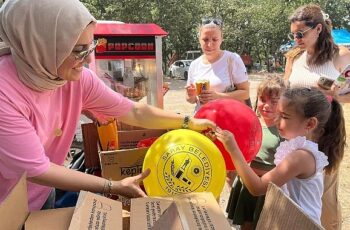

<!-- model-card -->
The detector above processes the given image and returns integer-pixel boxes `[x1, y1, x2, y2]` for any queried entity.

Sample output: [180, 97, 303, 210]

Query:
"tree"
[81, 0, 350, 72]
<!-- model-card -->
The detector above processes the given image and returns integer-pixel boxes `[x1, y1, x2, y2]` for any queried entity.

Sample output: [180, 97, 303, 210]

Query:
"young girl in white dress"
[216, 87, 345, 225]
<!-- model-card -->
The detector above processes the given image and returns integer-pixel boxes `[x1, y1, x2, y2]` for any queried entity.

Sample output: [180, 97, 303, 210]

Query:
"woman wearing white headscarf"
[0, 0, 216, 211]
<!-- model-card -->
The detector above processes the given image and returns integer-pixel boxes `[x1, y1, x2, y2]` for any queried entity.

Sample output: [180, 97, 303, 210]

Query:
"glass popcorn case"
[89, 21, 168, 108]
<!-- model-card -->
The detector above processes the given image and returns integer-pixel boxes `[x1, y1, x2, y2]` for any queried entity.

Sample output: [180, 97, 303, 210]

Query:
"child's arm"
[216, 129, 316, 196]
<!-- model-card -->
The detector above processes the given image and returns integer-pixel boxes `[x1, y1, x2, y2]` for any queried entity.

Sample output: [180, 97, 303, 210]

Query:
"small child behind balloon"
[226, 75, 286, 229]
[217, 87, 346, 225]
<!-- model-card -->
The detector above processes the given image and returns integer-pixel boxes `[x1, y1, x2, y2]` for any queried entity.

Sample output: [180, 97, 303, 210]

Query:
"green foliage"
[81, 0, 350, 72]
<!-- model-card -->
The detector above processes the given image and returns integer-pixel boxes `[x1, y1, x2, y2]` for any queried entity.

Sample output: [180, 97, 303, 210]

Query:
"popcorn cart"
[90, 21, 168, 108]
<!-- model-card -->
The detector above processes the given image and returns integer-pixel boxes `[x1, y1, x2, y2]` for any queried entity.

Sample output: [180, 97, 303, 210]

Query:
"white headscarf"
[0, 0, 96, 91]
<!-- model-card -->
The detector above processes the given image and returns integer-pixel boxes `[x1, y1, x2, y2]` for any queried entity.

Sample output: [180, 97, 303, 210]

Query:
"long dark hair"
[283, 88, 346, 174]
[289, 4, 339, 66]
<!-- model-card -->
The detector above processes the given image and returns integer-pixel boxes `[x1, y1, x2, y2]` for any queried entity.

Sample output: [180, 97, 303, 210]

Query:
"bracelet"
[106, 180, 113, 194]
[182, 115, 190, 129]
[102, 180, 107, 194]
[102, 179, 113, 195]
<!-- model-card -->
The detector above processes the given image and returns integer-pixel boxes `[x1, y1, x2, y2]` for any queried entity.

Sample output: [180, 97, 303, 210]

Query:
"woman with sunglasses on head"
[284, 4, 349, 230]
[186, 17, 250, 112]
[0, 0, 216, 211]
[185, 17, 250, 188]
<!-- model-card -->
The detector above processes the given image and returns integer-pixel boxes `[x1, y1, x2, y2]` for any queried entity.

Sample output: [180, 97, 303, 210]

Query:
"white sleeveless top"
[274, 136, 329, 225]
[289, 52, 340, 88]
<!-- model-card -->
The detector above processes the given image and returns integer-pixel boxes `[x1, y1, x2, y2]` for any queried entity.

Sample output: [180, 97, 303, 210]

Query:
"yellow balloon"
[142, 129, 226, 198]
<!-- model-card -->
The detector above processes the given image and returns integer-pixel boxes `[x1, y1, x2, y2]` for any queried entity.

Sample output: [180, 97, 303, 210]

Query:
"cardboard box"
[99, 129, 167, 181]
[256, 183, 323, 230]
[118, 129, 166, 149]
[130, 192, 232, 230]
[117, 121, 143, 131]
[100, 147, 148, 181]
[130, 197, 173, 229]
[0, 174, 73, 230]
[1, 175, 231, 230]
[0, 175, 123, 230]
[25, 208, 74, 230]
[81, 122, 166, 168]
[69, 191, 122, 229]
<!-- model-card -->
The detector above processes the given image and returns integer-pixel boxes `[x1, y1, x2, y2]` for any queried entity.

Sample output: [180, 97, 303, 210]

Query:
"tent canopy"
[332, 28, 350, 45]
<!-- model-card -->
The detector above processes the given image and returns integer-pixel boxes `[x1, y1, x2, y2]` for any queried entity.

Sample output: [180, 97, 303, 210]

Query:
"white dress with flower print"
[274, 136, 329, 225]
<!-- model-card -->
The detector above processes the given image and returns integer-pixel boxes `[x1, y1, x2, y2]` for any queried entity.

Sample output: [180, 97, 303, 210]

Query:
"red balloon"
[194, 99, 262, 170]
[137, 137, 158, 148]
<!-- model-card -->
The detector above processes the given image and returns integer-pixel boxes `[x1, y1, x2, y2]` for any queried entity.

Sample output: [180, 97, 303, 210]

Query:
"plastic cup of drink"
[195, 80, 210, 95]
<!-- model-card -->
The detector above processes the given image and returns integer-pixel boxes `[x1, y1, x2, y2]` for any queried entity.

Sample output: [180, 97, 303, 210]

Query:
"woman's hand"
[186, 84, 197, 97]
[112, 168, 151, 198]
[316, 84, 338, 97]
[198, 90, 219, 104]
[188, 117, 216, 131]
[185, 84, 198, 103]
[330, 84, 340, 98]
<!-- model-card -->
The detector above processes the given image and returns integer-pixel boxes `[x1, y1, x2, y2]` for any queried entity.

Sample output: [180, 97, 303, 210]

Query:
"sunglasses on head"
[201, 18, 222, 27]
[288, 26, 314, 40]
[73, 40, 98, 61]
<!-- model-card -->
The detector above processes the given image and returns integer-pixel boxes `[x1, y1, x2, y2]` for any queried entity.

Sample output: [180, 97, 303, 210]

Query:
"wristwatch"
[182, 115, 190, 129]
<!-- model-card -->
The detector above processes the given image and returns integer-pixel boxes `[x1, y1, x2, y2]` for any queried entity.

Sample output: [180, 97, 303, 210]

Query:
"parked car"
[169, 60, 192, 80]
[185, 50, 201, 60]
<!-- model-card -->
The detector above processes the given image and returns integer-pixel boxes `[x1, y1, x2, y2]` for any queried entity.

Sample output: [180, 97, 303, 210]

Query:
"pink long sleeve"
[0, 55, 134, 210]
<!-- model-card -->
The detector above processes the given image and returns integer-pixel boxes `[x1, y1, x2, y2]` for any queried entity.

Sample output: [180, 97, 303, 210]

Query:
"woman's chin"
[204, 50, 214, 55]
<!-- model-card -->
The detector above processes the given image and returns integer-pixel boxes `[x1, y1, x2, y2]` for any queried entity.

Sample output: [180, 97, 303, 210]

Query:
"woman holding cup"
[186, 17, 250, 112]
[185, 17, 250, 187]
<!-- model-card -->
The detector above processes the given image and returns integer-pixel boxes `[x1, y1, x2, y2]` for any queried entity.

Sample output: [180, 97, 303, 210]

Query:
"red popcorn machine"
[89, 21, 168, 108]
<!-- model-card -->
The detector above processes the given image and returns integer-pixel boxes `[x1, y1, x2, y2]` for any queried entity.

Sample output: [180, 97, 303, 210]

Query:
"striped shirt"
[289, 52, 339, 88]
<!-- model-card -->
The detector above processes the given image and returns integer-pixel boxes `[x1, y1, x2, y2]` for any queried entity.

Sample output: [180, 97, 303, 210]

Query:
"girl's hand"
[215, 127, 239, 153]
[112, 168, 151, 198]
[198, 90, 219, 104]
